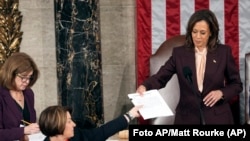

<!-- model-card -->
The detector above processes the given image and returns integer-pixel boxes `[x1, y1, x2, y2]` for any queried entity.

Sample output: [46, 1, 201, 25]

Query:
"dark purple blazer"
[142, 44, 243, 124]
[0, 86, 36, 141]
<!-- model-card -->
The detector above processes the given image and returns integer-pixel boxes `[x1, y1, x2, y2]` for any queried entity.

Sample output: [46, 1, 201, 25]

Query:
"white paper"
[28, 132, 46, 141]
[128, 89, 174, 120]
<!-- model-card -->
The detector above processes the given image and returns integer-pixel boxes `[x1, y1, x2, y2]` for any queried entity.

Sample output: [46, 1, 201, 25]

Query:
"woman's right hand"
[136, 85, 146, 95]
[24, 123, 40, 135]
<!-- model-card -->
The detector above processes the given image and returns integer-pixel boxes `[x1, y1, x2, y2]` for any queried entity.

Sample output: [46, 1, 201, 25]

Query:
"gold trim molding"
[0, 0, 22, 67]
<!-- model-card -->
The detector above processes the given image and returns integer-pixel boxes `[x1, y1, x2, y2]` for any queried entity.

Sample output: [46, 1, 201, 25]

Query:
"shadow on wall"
[114, 63, 136, 123]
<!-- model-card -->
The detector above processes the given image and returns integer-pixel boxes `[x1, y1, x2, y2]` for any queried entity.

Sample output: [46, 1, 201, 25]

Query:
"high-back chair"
[245, 52, 250, 124]
[150, 35, 186, 124]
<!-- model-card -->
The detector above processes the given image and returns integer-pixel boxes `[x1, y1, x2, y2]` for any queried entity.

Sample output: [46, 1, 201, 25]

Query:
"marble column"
[54, 0, 103, 128]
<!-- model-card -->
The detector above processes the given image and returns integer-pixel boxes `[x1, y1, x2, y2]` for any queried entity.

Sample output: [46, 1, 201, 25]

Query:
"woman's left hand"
[203, 90, 223, 107]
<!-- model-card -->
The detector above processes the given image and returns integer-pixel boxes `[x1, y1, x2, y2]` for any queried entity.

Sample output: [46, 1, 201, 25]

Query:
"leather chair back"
[150, 35, 185, 124]
[245, 52, 250, 124]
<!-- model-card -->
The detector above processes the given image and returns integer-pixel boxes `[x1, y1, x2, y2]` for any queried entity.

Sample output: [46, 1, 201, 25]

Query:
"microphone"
[183, 66, 193, 84]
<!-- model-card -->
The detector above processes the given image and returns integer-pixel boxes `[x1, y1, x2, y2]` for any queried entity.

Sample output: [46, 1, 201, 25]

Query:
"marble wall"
[54, 0, 103, 127]
[19, 0, 136, 123]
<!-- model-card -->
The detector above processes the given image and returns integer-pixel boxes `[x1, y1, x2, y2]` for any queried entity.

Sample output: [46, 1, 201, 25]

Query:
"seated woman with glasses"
[0, 52, 41, 141]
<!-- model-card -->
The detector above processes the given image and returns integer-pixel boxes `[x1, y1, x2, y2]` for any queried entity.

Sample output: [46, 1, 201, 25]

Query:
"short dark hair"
[39, 105, 72, 136]
[0, 52, 39, 89]
[185, 9, 220, 51]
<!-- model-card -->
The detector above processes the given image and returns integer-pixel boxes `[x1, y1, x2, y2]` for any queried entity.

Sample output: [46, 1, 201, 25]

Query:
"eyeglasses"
[16, 74, 33, 82]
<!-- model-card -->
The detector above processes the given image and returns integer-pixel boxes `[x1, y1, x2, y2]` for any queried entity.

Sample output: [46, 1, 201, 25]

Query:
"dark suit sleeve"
[0, 87, 25, 140]
[142, 47, 178, 90]
[71, 115, 128, 141]
[220, 46, 243, 101]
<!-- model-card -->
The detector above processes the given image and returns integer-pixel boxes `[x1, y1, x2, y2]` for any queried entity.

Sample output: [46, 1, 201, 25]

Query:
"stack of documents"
[128, 89, 174, 120]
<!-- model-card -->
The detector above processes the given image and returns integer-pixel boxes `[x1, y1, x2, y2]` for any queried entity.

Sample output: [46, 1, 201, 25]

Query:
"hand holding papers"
[128, 89, 173, 120]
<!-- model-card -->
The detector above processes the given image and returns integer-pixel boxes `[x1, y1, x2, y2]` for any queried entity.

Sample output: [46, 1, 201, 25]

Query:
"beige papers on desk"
[128, 89, 174, 120]
[28, 132, 46, 141]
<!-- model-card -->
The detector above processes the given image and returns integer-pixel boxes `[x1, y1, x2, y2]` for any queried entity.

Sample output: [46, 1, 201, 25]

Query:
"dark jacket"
[142, 44, 243, 124]
[43, 115, 128, 141]
[0, 86, 36, 141]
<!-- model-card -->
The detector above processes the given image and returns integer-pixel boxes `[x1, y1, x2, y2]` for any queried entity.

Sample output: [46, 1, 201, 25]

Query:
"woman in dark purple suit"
[0, 52, 40, 140]
[136, 9, 242, 125]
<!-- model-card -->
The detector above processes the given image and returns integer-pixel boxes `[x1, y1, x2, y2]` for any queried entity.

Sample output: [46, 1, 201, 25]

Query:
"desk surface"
[107, 133, 128, 141]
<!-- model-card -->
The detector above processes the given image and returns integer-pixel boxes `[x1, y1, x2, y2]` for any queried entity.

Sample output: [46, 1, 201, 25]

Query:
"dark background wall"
[54, 0, 103, 128]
